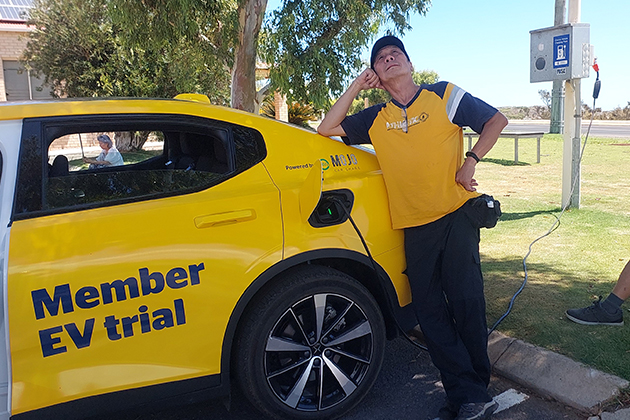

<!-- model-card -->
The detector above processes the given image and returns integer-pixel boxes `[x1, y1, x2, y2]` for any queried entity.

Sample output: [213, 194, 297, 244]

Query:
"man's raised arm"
[317, 69, 382, 137]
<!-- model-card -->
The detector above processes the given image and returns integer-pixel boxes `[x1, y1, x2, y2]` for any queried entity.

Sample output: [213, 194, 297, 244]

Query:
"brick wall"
[0, 30, 28, 57]
[274, 91, 289, 122]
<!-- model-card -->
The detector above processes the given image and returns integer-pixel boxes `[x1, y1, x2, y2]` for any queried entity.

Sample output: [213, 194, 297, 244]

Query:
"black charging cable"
[488, 66, 601, 334]
[331, 198, 428, 351]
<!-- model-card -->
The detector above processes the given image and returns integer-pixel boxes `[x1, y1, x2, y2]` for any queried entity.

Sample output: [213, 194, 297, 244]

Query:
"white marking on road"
[494, 388, 529, 414]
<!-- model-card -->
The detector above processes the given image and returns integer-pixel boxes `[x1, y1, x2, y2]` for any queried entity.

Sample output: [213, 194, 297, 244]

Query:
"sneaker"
[432, 400, 458, 420]
[566, 297, 624, 326]
[455, 400, 498, 420]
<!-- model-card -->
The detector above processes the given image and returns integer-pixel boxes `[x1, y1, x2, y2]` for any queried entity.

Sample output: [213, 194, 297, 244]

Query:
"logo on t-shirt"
[385, 112, 429, 132]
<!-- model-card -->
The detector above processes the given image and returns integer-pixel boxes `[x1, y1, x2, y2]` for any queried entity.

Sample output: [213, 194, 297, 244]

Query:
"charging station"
[530, 18, 594, 209]
[530, 23, 591, 83]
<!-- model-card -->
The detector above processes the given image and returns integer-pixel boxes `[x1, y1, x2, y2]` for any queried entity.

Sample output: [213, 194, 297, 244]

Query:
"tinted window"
[13, 114, 267, 219]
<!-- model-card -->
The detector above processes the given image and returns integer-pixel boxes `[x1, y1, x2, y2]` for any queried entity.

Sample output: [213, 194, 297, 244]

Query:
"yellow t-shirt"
[341, 82, 497, 229]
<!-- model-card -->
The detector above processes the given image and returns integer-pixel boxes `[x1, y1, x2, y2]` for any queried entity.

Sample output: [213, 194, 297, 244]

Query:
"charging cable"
[488, 62, 601, 334]
[330, 199, 429, 351]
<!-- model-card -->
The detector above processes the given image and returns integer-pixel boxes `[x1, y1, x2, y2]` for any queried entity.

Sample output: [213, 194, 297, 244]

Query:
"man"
[318, 35, 508, 420]
[566, 260, 630, 326]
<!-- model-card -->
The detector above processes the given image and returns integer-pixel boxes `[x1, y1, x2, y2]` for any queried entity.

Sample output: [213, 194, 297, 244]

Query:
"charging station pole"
[550, 0, 565, 134]
[562, 79, 581, 208]
[562, 0, 582, 209]
[530, 0, 591, 210]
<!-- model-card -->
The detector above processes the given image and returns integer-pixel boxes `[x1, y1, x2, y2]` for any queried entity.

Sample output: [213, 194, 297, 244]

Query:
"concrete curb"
[488, 331, 629, 414]
[410, 327, 629, 415]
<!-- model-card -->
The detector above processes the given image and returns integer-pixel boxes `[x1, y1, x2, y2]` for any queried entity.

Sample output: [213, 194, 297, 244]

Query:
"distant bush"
[500, 102, 630, 121]
[498, 106, 550, 120]
[583, 102, 630, 120]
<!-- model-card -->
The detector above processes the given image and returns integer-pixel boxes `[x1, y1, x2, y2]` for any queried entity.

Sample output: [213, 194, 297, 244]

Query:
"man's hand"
[455, 159, 478, 191]
[356, 68, 383, 91]
[455, 112, 508, 191]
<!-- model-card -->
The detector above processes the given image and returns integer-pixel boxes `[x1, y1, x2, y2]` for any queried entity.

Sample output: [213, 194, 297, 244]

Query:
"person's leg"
[566, 260, 629, 326]
[610, 260, 630, 300]
[441, 204, 493, 398]
[405, 215, 491, 411]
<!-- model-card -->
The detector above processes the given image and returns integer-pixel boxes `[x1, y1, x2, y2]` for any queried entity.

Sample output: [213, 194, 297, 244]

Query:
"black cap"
[370, 35, 410, 69]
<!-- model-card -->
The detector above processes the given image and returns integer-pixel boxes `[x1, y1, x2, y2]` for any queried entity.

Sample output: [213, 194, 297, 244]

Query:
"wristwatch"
[465, 151, 480, 163]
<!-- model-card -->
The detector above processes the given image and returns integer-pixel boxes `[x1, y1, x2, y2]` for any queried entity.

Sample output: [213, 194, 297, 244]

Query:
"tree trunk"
[113, 131, 150, 152]
[231, 0, 268, 112]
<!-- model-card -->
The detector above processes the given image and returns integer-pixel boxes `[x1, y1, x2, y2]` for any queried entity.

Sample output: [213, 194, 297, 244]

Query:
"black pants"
[404, 200, 492, 407]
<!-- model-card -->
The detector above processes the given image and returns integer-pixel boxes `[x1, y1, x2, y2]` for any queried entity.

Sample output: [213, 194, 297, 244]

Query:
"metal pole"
[571, 81, 582, 208]
[568, 0, 581, 23]
[561, 80, 582, 210]
[565, 0, 582, 209]
[550, 0, 566, 134]
[562, 81, 574, 208]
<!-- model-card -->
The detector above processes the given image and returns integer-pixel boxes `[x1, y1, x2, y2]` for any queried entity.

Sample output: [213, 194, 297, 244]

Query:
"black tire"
[234, 266, 386, 420]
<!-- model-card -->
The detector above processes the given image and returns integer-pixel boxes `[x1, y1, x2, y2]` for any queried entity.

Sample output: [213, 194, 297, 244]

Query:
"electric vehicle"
[0, 95, 415, 420]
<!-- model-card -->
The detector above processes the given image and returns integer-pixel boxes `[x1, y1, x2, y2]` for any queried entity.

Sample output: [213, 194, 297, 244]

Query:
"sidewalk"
[411, 327, 629, 418]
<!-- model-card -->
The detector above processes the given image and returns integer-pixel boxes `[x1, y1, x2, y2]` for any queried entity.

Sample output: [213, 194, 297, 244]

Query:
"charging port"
[308, 189, 354, 228]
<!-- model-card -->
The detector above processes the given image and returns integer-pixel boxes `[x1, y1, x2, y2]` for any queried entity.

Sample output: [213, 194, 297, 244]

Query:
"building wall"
[0, 26, 29, 101]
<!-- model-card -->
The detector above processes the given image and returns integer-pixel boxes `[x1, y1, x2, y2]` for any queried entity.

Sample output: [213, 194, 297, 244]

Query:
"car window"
[13, 114, 266, 219]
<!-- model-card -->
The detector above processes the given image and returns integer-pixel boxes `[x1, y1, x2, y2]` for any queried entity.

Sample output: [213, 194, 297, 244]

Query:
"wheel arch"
[220, 248, 414, 389]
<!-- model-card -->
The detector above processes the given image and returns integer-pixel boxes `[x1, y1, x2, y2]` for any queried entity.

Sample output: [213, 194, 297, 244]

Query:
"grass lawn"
[477, 133, 630, 380]
[68, 149, 161, 170]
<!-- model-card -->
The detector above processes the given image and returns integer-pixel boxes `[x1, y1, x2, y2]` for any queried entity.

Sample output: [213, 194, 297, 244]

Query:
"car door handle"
[194, 209, 257, 228]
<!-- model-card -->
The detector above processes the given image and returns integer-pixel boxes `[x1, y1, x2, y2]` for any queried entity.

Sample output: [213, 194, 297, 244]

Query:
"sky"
[267, 0, 630, 111]
[393, 0, 630, 110]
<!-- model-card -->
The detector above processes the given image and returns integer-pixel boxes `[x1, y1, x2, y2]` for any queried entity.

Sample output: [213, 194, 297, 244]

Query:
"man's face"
[372, 45, 412, 81]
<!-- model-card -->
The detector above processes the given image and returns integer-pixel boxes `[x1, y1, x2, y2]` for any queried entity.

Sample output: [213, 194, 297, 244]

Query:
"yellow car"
[0, 95, 413, 420]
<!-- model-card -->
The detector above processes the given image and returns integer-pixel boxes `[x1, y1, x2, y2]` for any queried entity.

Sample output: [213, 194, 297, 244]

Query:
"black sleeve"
[339, 104, 384, 145]
[452, 92, 498, 134]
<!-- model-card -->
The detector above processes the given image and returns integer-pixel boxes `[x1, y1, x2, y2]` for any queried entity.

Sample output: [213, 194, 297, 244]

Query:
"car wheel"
[234, 266, 386, 420]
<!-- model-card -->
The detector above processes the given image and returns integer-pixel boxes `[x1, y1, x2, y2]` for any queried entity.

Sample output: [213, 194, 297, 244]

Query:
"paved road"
[505, 119, 630, 139]
[93, 337, 587, 420]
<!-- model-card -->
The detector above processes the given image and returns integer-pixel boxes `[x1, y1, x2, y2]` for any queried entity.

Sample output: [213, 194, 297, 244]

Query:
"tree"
[24, 0, 231, 101]
[538, 89, 552, 109]
[260, 95, 320, 129]
[536, 89, 551, 120]
[108, 0, 431, 112]
[23, 0, 232, 150]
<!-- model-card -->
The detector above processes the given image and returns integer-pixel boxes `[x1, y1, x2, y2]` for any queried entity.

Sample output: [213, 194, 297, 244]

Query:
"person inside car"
[83, 134, 124, 169]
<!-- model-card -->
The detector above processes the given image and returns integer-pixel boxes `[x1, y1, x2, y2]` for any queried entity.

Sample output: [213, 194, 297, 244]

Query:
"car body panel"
[0, 97, 411, 419]
[8, 163, 283, 413]
[258, 122, 410, 305]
